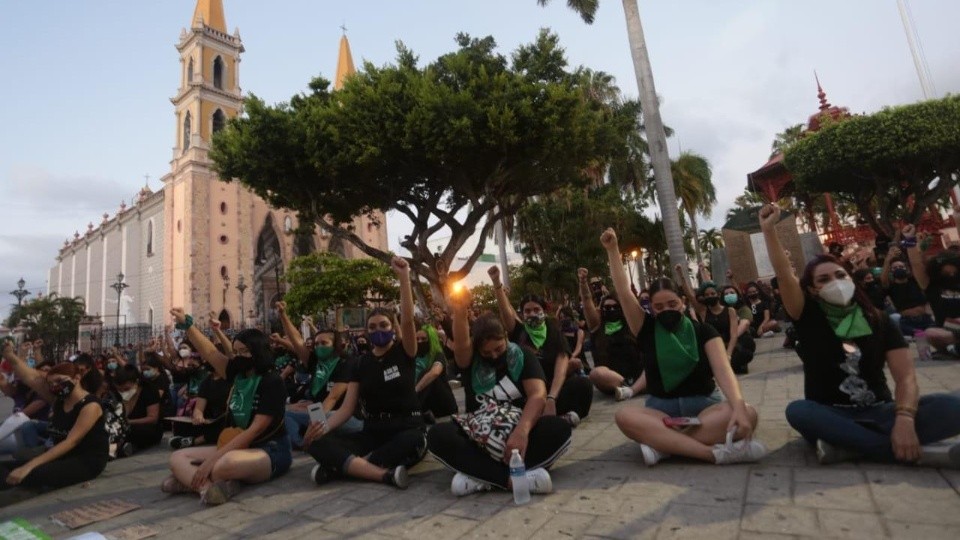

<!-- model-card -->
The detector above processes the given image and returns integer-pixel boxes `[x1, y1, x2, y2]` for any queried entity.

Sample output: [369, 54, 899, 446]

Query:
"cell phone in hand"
[663, 416, 702, 428]
[307, 402, 326, 424]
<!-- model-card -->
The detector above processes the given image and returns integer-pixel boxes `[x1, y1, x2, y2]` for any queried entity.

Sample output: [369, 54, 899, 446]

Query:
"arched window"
[187, 58, 194, 83]
[213, 56, 224, 89]
[146, 220, 154, 255]
[183, 112, 192, 151]
[212, 109, 226, 134]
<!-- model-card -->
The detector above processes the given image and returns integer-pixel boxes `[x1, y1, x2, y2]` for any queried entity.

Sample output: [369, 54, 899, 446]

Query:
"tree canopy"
[5, 294, 85, 360]
[211, 30, 640, 303]
[282, 252, 398, 322]
[785, 95, 960, 237]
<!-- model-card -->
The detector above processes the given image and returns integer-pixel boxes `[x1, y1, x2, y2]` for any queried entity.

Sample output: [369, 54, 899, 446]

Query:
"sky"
[1, 0, 958, 318]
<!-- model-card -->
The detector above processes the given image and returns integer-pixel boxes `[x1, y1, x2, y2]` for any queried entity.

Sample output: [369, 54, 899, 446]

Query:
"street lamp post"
[110, 273, 129, 347]
[626, 253, 635, 290]
[10, 278, 30, 306]
[236, 276, 247, 329]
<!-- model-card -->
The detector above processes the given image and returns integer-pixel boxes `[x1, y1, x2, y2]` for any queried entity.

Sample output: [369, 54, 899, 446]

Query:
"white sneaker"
[451, 472, 493, 496]
[615, 386, 634, 401]
[816, 439, 860, 465]
[525, 468, 553, 494]
[640, 444, 669, 466]
[563, 411, 581, 428]
[713, 438, 768, 464]
[761, 331, 775, 338]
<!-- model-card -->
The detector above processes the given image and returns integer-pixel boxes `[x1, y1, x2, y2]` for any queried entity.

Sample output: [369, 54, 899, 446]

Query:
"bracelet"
[900, 237, 917, 248]
[895, 404, 917, 415]
[175, 315, 194, 331]
[546, 395, 556, 401]
[493, 284, 503, 291]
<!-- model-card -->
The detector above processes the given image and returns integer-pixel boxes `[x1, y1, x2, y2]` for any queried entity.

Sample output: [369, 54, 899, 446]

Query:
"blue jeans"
[253, 435, 293, 479]
[0, 420, 47, 455]
[284, 410, 364, 448]
[786, 394, 960, 462]
[645, 389, 724, 417]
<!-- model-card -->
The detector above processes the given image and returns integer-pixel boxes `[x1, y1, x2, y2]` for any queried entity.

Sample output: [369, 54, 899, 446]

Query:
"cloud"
[0, 234, 65, 320]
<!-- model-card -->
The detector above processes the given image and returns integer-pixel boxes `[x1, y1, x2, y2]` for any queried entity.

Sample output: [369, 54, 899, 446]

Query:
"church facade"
[47, 0, 387, 338]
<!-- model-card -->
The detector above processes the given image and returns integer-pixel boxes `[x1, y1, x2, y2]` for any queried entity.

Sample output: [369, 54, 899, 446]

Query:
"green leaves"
[5, 294, 86, 360]
[282, 253, 398, 321]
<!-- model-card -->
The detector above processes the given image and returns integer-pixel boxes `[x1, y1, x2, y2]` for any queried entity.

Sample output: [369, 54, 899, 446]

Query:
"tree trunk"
[622, 0, 687, 271]
[496, 217, 511, 289]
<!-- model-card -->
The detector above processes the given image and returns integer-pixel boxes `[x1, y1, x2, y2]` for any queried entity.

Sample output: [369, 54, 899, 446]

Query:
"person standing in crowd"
[601, 229, 767, 467]
[745, 281, 780, 338]
[113, 365, 163, 451]
[302, 257, 427, 490]
[880, 245, 934, 337]
[759, 205, 960, 465]
[578, 268, 646, 401]
[414, 324, 458, 421]
[676, 272, 755, 375]
[488, 266, 592, 426]
[164, 309, 292, 505]
[0, 343, 109, 491]
[427, 289, 570, 496]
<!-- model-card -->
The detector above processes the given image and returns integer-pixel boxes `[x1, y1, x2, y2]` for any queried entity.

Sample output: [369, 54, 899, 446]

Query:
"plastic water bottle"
[509, 449, 530, 505]
[914, 330, 932, 361]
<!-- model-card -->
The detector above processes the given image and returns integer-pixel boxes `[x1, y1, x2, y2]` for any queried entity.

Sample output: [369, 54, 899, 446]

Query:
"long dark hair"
[232, 328, 275, 374]
[800, 254, 880, 326]
[470, 314, 507, 356]
[744, 281, 770, 303]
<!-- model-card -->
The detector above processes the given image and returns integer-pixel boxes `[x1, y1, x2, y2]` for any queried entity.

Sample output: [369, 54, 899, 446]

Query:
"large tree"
[211, 31, 637, 304]
[5, 294, 85, 361]
[282, 252, 398, 322]
[785, 95, 960, 237]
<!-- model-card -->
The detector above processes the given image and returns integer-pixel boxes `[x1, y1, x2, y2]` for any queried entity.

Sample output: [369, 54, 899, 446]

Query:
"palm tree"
[671, 152, 716, 267]
[699, 228, 724, 266]
[538, 0, 688, 271]
[770, 123, 805, 157]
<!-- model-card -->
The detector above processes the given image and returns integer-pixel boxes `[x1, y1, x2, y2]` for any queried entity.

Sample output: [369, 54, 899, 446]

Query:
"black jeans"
[555, 376, 593, 419]
[307, 419, 427, 476]
[126, 424, 163, 449]
[418, 377, 459, 418]
[427, 416, 572, 489]
[0, 454, 107, 491]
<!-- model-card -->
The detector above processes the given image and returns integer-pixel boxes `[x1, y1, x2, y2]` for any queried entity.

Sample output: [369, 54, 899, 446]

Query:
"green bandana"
[274, 354, 292, 370]
[818, 300, 873, 339]
[604, 320, 625, 336]
[523, 323, 548, 349]
[654, 316, 700, 392]
[471, 343, 525, 395]
[415, 355, 432, 380]
[187, 370, 209, 395]
[309, 356, 341, 399]
[228, 374, 262, 429]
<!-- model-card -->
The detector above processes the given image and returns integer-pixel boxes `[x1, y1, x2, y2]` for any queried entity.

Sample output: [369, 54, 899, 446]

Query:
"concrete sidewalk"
[3, 338, 960, 539]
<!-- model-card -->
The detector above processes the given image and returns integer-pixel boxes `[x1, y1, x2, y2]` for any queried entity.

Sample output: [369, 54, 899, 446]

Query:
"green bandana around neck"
[817, 300, 873, 340]
[604, 320, 625, 336]
[654, 316, 700, 392]
[471, 342, 525, 395]
[309, 356, 341, 398]
[523, 323, 548, 349]
[228, 373, 262, 429]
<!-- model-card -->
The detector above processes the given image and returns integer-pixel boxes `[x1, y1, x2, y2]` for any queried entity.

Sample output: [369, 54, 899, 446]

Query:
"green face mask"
[314, 345, 335, 359]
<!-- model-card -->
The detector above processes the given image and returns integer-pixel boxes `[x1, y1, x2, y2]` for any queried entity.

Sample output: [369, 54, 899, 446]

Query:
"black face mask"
[416, 342, 430, 358]
[892, 268, 909, 280]
[941, 275, 960, 290]
[50, 380, 76, 398]
[231, 354, 255, 373]
[656, 310, 684, 332]
[747, 293, 759, 299]
[601, 305, 624, 323]
[356, 341, 369, 352]
[703, 297, 720, 307]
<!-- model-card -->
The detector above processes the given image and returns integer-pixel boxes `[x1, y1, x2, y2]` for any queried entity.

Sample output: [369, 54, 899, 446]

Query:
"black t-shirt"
[589, 326, 643, 381]
[351, 342, 421, 422]
[198, 375, 230, 421]
[637, 315, 720, 399]
[793, 299, 902, 407]
[463, 346, 546, 413]
[887, 277, 928, 311]
[126, 384, 161, 429]
[225, 364, 288, 442]
[749, 300, 770, 329]
[925, 284, 960, 325]
[48, 394, 109, 462]
[509, 318, 570, 382]
[862, 283, 887, 311]
[305, 352, 353, 404]
[704, 307, 735, 343]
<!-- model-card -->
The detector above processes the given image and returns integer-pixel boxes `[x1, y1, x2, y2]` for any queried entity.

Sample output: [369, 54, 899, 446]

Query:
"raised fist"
[487, 265, 501, 282]
[759, 204, 780, 231]
[577, 268, 588, 282]
[600, 228, 618, 249]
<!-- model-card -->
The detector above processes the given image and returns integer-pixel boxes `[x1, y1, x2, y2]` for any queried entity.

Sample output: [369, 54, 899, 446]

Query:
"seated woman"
[601, 229, 766, 466]
[280, 304, 362, 449]
[677, 274, 755, 375]
[880, 245, 934, 337]
[163, 309, 292, 505]
[302, 258, 427, 489]
[761, 206, 960, 466]
[0, 361, 51, 457]
[579, 268, 646, 401]
[488, 266, 593, 426]
[0, 343, 109, 491]
[745, 282, 780, 337]
[414, 324, 458, 421]
[557, 307, 586, 374]
[852, 268, 888, 312]
[113, 365, 163, 451]
[900, 227, 960, 358]
[428, 291, 570, 496]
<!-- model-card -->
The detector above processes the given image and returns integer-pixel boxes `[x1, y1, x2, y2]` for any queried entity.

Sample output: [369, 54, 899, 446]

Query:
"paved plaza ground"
[3, 338, 960, 539]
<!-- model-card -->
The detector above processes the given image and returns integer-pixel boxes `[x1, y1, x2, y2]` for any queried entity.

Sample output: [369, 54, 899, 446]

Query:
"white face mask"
[119, 388, 138, 401]
[178, 349, 192, 358]
[819, 279, 855, 306]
